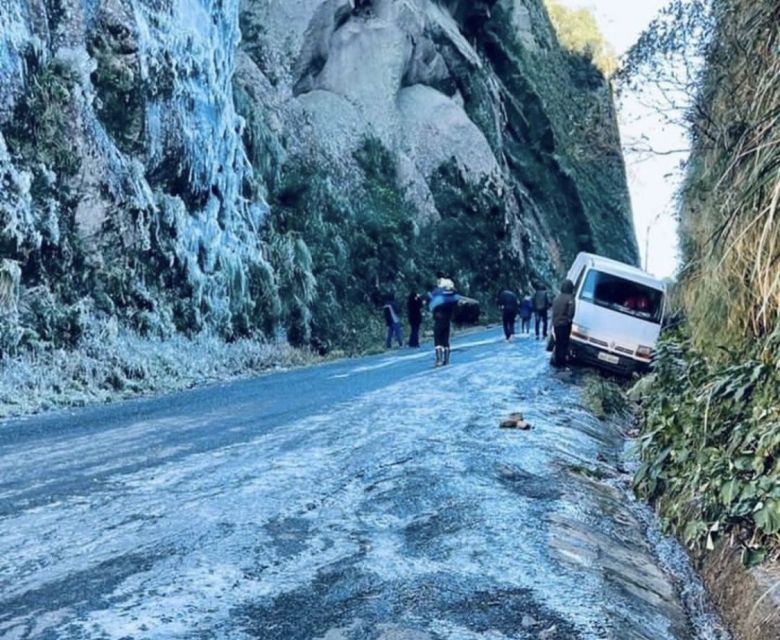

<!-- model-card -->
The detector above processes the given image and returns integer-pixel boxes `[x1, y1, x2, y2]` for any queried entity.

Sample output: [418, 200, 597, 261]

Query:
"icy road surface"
[0, 329, 728, 639]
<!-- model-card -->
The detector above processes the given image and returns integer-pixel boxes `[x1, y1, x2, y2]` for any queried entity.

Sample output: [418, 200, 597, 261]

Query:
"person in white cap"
[428, 277, 461, 367]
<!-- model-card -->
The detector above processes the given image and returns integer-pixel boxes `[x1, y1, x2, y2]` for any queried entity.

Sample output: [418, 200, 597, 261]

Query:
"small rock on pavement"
[499, 413, 532, 430]
[538, 625, 557, 639]
[521, 614, 537, 628]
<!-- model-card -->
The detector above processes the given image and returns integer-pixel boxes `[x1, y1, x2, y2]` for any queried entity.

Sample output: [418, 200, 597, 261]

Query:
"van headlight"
[571, 323, 588, 339]
[636, 345, 653, 358]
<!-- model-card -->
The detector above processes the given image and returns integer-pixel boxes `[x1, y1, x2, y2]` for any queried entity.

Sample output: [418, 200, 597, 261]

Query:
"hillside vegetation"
[632, 0, 780, 564]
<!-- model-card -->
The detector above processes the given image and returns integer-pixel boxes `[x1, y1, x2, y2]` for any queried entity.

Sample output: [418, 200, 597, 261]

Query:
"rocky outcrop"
[0, 0, 637, 354]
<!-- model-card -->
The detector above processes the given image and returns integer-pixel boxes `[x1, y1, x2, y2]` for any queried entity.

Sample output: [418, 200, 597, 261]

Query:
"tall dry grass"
[680, 0, 780, 355]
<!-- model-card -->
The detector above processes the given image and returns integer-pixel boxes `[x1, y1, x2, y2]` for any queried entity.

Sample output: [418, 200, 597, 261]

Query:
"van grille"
[588, 337, 635, 356]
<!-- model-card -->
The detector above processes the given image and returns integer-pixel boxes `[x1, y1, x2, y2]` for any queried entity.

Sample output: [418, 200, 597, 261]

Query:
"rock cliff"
[0, 0, 638, 353]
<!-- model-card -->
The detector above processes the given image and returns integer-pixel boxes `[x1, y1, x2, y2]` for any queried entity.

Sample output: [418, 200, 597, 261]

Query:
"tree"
[614, 0, 714, 133]
[543, 0, 618, 77]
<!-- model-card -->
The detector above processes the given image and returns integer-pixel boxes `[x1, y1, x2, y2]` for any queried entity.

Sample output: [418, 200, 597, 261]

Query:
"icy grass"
[0, 325, 315, 419]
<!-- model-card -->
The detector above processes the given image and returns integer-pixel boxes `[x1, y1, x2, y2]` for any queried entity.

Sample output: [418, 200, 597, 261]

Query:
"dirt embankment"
[701, 543, 780, 640]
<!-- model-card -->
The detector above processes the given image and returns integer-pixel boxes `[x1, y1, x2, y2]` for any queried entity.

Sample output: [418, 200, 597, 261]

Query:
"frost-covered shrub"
[3, 56, 81, 177]
[0, 322, 315, 419]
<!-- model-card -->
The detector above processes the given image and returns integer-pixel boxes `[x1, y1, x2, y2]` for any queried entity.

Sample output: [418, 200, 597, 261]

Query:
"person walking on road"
[497, 289, 519, 342]
[519, 292, 533, 335]
[407, 291, 424, 348]
[551, 279, 576, 367]
[428, 277, 461, 367]
[533, 284, 551, 339]
[383, 295, 404, 349]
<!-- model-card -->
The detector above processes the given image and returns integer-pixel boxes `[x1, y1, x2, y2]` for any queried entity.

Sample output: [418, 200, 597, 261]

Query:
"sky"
[555, 0, 686, 279]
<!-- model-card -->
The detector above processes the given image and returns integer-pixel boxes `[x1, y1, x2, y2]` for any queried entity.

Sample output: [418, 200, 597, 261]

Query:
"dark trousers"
[385, 322, 403, 348]
[553, 322, 571, 366]
[520, 316, 531, 333]
[408, 321, 421, 347]
[535, 311, 548, 338]
[502, 310, 517, 340]
[433, 318, 451, 348]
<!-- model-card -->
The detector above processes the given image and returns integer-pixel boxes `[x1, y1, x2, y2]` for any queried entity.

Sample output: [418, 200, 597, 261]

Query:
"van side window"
[579, 269, 595, 301]
[574, 267, 586, 295]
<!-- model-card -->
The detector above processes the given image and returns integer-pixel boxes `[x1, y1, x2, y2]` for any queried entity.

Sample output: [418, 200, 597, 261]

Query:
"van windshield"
[579, 270, 664, 323]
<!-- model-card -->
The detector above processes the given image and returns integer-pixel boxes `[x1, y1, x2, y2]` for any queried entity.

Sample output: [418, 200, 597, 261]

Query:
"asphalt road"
[0, 329, 728, 640]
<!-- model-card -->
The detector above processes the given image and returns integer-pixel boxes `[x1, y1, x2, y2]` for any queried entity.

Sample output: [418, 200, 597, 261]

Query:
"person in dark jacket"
[497, 289, 519, 341]
[383, 295, 404, 349]
[551, 279, 576, 367]
[407, 291, 424, 348]
[533, 284, 551, 339]
[519, 293, 533, 335]
[428, 278, 461, 367]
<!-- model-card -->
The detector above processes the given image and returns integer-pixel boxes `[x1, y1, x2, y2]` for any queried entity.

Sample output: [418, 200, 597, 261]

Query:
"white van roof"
[574, 252, 666, 292]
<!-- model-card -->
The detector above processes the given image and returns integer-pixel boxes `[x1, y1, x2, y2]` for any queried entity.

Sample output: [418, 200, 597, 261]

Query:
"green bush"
[628, 0, 780, 568]
[634, 329, 780, 564]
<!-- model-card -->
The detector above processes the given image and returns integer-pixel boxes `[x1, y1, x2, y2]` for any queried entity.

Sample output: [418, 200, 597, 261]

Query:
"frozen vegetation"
[0, 317, 313, 418]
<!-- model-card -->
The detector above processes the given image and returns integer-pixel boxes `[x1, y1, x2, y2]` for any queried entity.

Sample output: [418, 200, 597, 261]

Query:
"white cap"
[438, 278, 455, 290]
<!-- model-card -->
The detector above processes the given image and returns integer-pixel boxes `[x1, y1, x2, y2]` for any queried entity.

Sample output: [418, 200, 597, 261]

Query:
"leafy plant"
[634, 328, 780, 564]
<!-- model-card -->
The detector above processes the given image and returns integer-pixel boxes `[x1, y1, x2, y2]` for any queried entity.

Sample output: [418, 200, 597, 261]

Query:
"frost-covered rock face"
[0, 0, 276, 349]
[0, 0, 638, 354]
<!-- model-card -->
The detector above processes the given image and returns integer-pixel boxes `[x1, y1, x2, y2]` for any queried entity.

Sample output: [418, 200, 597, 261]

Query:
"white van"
[565, 252, 666, 374]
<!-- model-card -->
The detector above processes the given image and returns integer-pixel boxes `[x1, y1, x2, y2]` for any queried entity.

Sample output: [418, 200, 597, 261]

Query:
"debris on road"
[499, 412, 532, 430]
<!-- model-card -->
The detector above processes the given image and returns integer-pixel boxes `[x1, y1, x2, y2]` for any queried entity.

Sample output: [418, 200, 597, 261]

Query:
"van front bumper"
[570, 339, 651, 376]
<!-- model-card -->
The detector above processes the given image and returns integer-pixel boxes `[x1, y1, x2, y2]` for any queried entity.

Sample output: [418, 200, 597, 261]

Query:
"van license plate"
[598, 352, 620, 365]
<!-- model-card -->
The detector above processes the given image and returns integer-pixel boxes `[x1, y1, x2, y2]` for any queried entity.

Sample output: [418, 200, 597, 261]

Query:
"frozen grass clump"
[0, 319, 315, 419]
